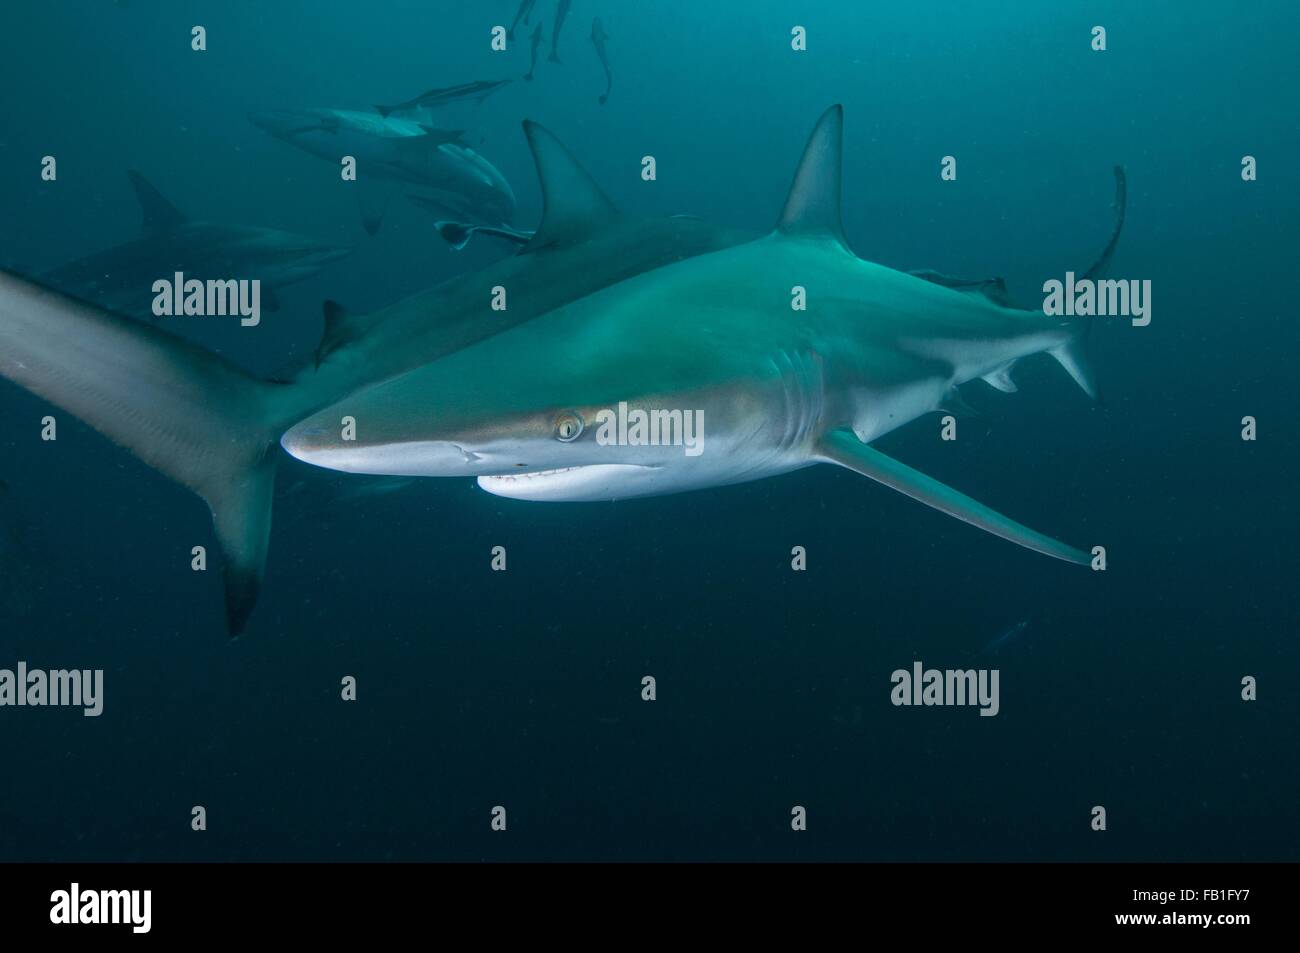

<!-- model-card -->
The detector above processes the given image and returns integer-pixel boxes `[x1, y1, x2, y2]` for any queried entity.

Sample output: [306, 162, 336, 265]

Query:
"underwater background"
[0, 0, 1297, 861]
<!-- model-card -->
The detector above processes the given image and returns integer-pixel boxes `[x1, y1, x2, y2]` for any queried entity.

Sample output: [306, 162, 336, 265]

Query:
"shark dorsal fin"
[410, 124, 466, 146]
[776, 105, 847, 245]
[520, 120, 620, 252]
[977, 277, 1016, 308]
[127, 170, 186, 233]
[315, 300, 361, 369]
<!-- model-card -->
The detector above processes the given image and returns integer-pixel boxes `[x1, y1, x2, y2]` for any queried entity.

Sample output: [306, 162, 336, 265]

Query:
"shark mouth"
[478, 464, 658, 502]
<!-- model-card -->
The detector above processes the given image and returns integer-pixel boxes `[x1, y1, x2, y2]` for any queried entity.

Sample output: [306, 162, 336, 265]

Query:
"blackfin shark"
[248, 108, 516, 234]
[39, 171, 351, 319]
[0, 122, 756, 635]
[284, 107, 1121, 571]
[0, 108, 1122, 636]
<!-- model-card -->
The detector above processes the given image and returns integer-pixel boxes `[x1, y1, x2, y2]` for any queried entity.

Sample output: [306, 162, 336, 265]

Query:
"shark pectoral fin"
[261, 286, 281, 312]
[519, 119, 620, 251]
[939, 386, 985, 423]
[817, 428, 1091, 565]
[127, 170, 186, 233]
[981, 365, 1018, 393]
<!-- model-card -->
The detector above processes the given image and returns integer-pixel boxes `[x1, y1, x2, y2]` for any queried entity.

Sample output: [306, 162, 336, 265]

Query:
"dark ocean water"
[0, 1, 1296, 861]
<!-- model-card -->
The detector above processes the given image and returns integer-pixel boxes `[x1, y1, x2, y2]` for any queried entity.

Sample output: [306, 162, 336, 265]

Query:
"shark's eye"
[554, 411, 584, 442]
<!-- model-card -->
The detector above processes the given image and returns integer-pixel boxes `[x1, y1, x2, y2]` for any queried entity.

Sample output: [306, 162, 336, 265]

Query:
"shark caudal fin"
[818, 428, 1091, 565]
[1047, 166, 1127, 403]
[0, 270, 294, 636]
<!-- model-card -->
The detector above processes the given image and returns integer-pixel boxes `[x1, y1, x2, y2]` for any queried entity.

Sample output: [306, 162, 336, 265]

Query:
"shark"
[373, 79, 512, 118]
[248, 108, 517, 234]
[282, 106, 1119, 571]
[0, 108, 1121, 636]
[0, 122, 758, 635]
[38, 171, 352, 318]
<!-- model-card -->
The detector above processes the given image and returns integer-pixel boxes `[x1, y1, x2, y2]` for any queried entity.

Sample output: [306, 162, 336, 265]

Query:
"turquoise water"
[0, 1, 1296, 861]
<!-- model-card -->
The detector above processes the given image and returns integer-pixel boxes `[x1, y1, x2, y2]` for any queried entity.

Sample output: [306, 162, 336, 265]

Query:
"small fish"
[549, 0, 572, 63]
[374, 79, 512, 118]
[591, 18, 612, 105]
[507, 0, 538, 41]
[417, 211, 535, 251]
[524, 23, 544, 81]
[982, 619, 1030, 656]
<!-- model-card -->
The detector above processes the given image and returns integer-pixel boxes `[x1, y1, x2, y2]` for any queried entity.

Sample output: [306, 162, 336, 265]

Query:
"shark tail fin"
[0, 270, 297, 636]
[1082, 166, 1127, 284]
[1049, 166, 1126, 404]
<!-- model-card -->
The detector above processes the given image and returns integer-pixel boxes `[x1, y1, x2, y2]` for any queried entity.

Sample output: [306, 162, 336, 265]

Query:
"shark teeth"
[484, 466, 583, 482]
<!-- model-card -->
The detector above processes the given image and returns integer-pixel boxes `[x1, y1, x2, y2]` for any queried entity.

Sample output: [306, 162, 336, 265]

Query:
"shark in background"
[248, 108, 517, 234]
[0, 107, 1124, 636]
[0, 121, 755, 634]
[373, 79, 512, 119]
[37, 171, 351, 319]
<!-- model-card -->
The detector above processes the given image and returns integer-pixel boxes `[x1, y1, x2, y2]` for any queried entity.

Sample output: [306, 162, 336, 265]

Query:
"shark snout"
[280, 421, 486, 476]
[248, 109, 319, 138]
